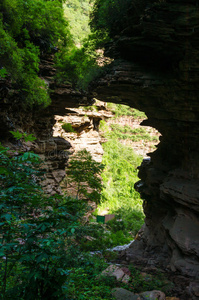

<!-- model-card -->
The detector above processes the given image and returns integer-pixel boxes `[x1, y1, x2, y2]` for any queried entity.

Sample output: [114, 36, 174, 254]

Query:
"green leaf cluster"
[55, 38, 107, 89]
[96, 109, 145, 241]
[55, 0, 111, 90]
[0, 135, 114, 299]
[0, 0, 71, 106]
[90, 0, 155, 38]
[63, 0, 94, 45]
[61, 122, 76, 132]
[90, 0, 133, 37]
[65, 149, 104, 203]
[107, 103, 146, 119]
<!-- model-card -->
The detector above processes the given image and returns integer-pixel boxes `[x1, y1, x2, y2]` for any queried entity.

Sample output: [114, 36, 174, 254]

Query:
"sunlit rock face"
[93, 0, 199, 277]
[52, 102, 112, 163]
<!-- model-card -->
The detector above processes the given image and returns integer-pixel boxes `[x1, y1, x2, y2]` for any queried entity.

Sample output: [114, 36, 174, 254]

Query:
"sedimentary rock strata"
[93, 0, 199, 278]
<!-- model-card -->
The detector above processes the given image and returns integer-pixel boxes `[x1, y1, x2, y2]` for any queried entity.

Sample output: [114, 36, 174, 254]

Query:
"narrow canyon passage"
[1, 0, 199, 298]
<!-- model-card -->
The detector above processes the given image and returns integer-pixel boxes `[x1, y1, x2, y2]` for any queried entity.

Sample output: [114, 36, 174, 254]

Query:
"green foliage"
[55, 38, 107, 89]
[55, 0, 111, 89]
[0, 67, 7, 79]
[100, 137, 142, 210]
[9, 130, 36, 142]
[96, 113, 145, 243]
[80, 105, 98, 112]
[100, 138, 144, 237]
[0, 144, 68, 298]
[0, 133, 112, 299]
[107, 103, 146, 119]
[90, 0, 132, 36]
[66, 149, 104, 203]
[107, 207, 144, 237]
[90, 0, 153, 38]
[0, 0, 71, 106]
[61, 123, 76, 132]
[109, 124, 159, 142]
[63, 0, 94, 45]
[67, 255, 115, 299]
[128, 265, 172, 294]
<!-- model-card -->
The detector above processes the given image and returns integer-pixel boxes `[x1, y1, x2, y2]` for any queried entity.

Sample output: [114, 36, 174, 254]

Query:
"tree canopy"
[90, 0, 156, 38]
[0, 0, 71, 107]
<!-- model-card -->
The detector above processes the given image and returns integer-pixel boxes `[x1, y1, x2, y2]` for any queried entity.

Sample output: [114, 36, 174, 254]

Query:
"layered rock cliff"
[92, 0, 199, 284]
[1, 0, 199, 291]
[0, 55, 93, 194]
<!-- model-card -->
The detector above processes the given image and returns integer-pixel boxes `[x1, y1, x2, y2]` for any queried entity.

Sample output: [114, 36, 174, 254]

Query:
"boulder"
[139, 290, 166, 300]
[112, 288, 141, 300]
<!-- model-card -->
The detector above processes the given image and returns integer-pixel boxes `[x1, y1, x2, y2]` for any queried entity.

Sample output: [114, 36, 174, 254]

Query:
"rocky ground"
[98, 247, 199, 300]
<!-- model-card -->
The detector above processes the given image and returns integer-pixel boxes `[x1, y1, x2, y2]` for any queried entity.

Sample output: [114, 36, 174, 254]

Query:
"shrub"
[0, 133, 105, 299]
[106, 103, 146, 119]
[55, 40, 107, 89]
[62, 123, 76, 132]
[65, 149, 104, 203]
[128, 265, 171, 293]
[97, 114, 145, 242]
[0, 0, 71, 107]
[90, 0, 155, 38]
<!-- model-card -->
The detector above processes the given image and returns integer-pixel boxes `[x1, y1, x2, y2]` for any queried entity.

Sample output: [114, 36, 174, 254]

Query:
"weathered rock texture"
[1, 0, 199, 285]
[93, 0, 199, 279]
[52, 102, 110, 198]
[53, 101, 112, 162]
[0, 55, 92, 194]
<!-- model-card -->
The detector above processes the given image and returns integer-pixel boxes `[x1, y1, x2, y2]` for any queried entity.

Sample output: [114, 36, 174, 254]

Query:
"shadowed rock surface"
[92, 0, 199, 279]
[0, 0, 199, 290]
[0, 55, 92, 194]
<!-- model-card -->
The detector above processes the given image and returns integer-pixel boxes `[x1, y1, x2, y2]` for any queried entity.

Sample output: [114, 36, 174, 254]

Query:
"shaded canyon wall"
[0, 0, 199, 282]
[93, 0, 199, 278]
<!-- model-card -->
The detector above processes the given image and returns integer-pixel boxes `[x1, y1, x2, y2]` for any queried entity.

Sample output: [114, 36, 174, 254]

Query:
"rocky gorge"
[1, 0, 199, 298]
[91, 0, 199, 296]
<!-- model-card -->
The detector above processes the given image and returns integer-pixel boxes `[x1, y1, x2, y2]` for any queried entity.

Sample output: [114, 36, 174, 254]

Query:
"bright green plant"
[66, 149, 104, 203]
[106, 103, 146, 119]
[61, 123, 76, 132]
[97, 115, 145, 243]
[0, 132, 118, 299]
[9, 130, 36, 142]
[63, 0, 95, 45]
[0, 0, 71, 106]
[0, 133, 93, 299]
[55, 39, 108, 89]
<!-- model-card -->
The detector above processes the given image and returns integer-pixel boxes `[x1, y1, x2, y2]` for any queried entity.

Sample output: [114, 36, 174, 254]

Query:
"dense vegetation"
[90, 0, 157, 38]
[0, 134, 114, 298]
[0, 0, 71, 106]
[95, 105, 145, 244]
[0, 132, 150, 299]
[55, 0, 111, 89]
[63, 0, 94, 45]
[0, 1, 168, 298]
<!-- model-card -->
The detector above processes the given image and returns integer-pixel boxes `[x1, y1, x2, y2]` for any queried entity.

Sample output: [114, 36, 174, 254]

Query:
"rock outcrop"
[1, 0, 199, 285]
[53, 101, 112, 162]
[0, 55, 92, 194]
[93, 0, 199, 279]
